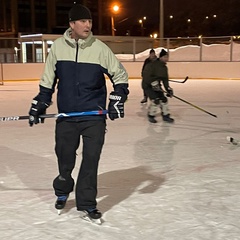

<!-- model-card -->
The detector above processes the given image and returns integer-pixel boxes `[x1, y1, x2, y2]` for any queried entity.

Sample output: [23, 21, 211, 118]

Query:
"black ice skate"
[162, 114, 174, 123]
[79, 208, 103, 225]
[140, 96, 147, 104]
[148, 115, 157, 123]
[55, 195, 68, 215]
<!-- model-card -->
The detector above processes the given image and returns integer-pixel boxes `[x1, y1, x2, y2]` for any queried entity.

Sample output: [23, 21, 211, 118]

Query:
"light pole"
[14, 47, 19, 63]
[159, 0, 164, 45]
[139, 16, 146, 36]
[111, 5, 119, 36]
[111, 16, 115, 36]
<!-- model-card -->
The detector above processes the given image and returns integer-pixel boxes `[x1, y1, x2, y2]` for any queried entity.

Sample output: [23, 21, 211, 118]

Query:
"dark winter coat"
[142, 59, 170, 91]
[37, 28, 128, 120]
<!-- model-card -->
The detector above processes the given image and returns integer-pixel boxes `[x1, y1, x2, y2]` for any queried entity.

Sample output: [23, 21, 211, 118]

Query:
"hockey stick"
[0, 110, 108, 122]
[170, 93, 217, 118]
[161, 88, 217, 118]
[169, 76, 188, 83]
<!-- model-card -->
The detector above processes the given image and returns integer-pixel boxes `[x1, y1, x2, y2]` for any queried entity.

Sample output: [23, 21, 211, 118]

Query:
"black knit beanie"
[159, 49, 168, 58]
[149, 49, 155, 54]
[68, 4, 92, 22]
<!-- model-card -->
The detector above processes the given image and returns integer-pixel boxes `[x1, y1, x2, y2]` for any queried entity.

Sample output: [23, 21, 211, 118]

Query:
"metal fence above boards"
[0, 34, 240, 63]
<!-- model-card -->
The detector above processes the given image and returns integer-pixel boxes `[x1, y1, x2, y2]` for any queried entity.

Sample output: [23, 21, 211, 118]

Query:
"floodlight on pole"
[111, 5, 119, 36]
[159, 0, 164, 46]
[139, 16, 146, 36]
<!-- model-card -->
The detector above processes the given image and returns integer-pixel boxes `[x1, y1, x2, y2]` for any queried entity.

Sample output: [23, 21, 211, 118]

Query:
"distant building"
[0, 0, 111, 37]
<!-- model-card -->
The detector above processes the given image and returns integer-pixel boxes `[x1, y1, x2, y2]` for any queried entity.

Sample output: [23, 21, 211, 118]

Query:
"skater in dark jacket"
[28, 3, 129, 224]
[142, 49, 174, 123]
[140, 49, 158, 104]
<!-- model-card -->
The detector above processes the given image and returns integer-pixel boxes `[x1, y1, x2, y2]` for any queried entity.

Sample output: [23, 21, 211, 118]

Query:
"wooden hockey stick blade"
[172, 94, 217, 118]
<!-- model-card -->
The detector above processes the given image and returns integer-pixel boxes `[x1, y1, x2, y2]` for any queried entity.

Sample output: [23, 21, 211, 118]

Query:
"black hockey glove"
[166, 87, 173, 97]
[108, 91, 127, 120]
[29, 97, 50, 126]
[151, 81, 161, 91]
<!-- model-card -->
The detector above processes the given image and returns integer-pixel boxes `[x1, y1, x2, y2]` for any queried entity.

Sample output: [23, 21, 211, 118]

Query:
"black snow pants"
[53, 120, 106, 211]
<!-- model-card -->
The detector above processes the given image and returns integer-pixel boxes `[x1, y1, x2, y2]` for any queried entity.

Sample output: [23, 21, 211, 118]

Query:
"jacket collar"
[64, 28, 94, 49]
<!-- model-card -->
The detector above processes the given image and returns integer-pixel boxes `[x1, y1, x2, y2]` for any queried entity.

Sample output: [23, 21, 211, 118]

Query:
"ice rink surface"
[0, 79, 240, 240]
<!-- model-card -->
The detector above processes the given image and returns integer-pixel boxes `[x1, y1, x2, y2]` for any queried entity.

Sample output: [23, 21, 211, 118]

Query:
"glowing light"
[112, 5, 119, 12]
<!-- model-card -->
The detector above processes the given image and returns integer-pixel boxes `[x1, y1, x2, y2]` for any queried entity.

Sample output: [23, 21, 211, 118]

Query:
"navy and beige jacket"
[38, 28, 128, 120]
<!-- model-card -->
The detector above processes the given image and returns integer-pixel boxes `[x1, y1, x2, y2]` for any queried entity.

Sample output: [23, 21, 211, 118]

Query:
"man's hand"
[108, 91, 127, 120]
[166, 87, 174, 97]
[28, 98, 50, 126]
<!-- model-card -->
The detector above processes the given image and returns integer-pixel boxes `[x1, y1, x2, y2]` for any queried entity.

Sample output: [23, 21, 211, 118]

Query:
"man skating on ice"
[140, 49, 158, 104]
[28, 3, 129, 224]
[142, 49, 174, 123]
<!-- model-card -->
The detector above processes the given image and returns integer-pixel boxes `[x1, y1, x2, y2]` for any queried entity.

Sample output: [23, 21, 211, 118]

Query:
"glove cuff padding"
[114, 83, 129, 97]
[38, 85, 54, 104]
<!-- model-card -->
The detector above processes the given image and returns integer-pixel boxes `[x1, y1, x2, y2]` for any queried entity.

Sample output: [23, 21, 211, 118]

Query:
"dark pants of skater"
[141, 79, 148, 98]
[145, 87, 169, 116]
[53, 120, 106, 211]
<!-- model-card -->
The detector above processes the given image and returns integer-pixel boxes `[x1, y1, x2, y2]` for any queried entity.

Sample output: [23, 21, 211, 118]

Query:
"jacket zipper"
[75, 41, 79, 62]
[75, 41, 80, 106]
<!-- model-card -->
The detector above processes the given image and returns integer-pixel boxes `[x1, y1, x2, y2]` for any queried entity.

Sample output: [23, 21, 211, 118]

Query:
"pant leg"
[143, 89, 148, 98]
[148, 90, 170, 116]
[53, 121, 80, 196]
[76, 120, 106, 211]
[148, 99, 160, 116]
[159, 94, 169, 115]
[141, 79, 147, 98]
[160, 100, 169, 115]
[146, 88, 160, 116]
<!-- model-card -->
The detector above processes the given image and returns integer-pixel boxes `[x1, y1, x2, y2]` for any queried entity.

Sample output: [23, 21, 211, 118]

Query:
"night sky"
[111, 0, 240, 37]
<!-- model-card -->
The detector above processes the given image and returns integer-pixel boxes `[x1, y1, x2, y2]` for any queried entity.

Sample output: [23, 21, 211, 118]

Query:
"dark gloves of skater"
[28, 97, 50, 126]
[108, 91, 128, 120]
[151, 81, 161, 91]
[166, 87, 174, 97]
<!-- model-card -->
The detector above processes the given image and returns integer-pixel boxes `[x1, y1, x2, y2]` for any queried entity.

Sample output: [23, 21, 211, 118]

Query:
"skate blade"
[57, 209, 62, 215]
[79, 211, 103, 225]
